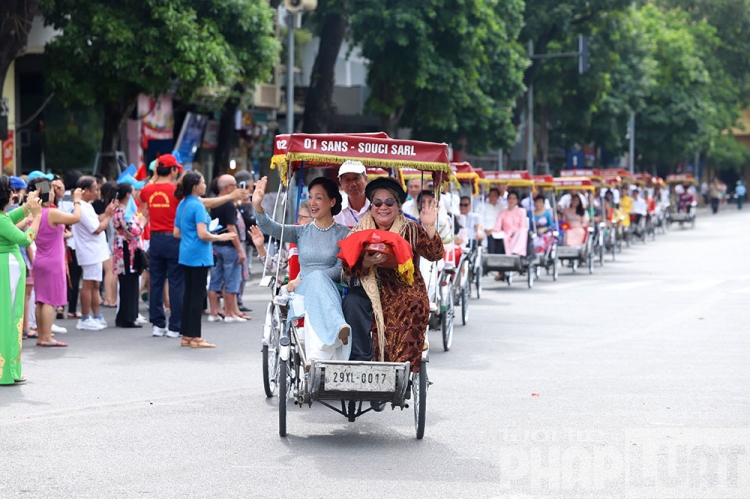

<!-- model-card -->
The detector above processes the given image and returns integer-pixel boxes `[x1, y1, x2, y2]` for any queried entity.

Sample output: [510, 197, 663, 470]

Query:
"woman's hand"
[248, 225, 265, 249]
[286, 277, 302, 293]
[252, 177, 268, 213]
[419, 197, 438, 228]
[27, 196, 42, 217]
[73, 188, 83, 203]
[362, 251, 385, 269]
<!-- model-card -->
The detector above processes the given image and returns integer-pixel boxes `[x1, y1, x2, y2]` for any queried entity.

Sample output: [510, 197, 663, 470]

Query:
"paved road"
[3, 208, 749, 498]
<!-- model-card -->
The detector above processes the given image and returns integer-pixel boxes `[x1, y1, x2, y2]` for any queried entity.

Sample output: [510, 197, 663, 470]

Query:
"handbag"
[133, 248, 150, 274]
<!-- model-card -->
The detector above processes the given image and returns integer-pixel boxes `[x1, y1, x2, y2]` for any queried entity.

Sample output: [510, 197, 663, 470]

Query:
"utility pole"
[527, 40, 534, 175]
[286, 11, 296, 134]
[527, 35, 590, 174]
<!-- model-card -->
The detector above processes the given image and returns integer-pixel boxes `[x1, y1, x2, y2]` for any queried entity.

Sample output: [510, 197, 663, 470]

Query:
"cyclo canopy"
[480, 170, 533, 188]
[553, 176, 596, 192]
[451, 161, 481, 195]
[665, 173, 697, 185]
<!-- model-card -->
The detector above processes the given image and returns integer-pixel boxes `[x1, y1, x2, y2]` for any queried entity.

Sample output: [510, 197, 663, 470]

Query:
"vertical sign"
[2, 130, 14, 176]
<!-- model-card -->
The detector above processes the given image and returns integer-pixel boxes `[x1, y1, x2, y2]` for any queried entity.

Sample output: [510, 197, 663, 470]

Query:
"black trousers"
[710, 197, 719, 214]
[342, 285, 373, 361]
[67, 248, 83, 314]
[181, 265, 209, 338]
[116, 273, 140, 325]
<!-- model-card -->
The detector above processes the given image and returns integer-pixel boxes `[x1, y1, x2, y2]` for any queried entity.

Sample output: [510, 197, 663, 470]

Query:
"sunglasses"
[372, 198, 397, 208]
[459, 203, 470, 207]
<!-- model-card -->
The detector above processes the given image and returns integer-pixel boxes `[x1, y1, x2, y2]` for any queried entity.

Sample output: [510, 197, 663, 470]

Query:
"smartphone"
[35, 179, 51, 203]
[238, 181, 247, 190]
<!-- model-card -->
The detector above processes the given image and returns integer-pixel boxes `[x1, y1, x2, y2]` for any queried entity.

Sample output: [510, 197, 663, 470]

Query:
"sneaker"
[223, 316, 247, 323]
[51, 324, 68, 334]
[165, 329, 181, 338]
[77, 318, 105, 331]
[136, 314, 148, 325]
[207, 315, 223, 323]
[93, 314, 108, 328]
[152, 325, 166, 337]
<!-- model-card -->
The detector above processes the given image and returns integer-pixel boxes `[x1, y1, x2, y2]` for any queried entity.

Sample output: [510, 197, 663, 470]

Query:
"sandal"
[37, 340, 68, 347]
[26, 329, 38, 339]
[190, 338, 216, 349]
[181, 337, 193, 347]
[67, 312, 82, 319]
[56, 307, 64, 320]
[14, 377, 27, 384]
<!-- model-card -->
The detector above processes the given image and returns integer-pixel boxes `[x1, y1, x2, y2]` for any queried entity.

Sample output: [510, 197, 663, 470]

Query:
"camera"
[28, 179, 51, 203]
[238, 181, 247, 190]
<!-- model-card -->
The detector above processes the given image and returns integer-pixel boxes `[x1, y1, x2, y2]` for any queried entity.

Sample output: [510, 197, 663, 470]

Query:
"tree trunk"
[101, 96, 137, 179]
[301, 12, 347, 133]
[0, 0, 41, 90]
[538, 104, 549, 165]
[214, 82, 246, 179]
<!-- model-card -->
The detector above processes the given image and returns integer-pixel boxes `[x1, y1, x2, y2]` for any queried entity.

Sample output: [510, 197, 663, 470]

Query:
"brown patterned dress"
[343, 221, 443, 372]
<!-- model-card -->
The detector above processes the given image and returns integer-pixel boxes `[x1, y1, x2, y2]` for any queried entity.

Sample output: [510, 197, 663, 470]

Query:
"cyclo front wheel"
[413, 363, 428, 439]
[278, 360, 287, 437]
[441, 286, 454, 351]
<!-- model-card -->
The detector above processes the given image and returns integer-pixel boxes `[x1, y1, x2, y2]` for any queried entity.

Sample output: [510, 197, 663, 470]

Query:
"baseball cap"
[157, 153, 183, 170]
[10, 176, 27, 190]
[338, 160, 366, 177]
[27, 170, 54, 182]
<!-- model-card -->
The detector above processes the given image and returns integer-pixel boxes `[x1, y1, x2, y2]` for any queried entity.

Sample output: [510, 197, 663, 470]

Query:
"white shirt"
[334, 196, 370, 228]
[632, 197, 648, 216]
[478, 201, 503, 232]
[71, 200, 110, 266]
[457, 212, 482, 242]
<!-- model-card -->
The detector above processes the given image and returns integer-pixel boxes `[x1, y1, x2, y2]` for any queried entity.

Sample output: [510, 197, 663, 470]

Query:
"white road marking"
[667, 279, 724, 292]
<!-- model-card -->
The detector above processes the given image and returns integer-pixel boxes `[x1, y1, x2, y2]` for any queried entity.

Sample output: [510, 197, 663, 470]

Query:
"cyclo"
[559, 169, 607, 267]
[665, 173, 697, 229]
[263, 132, 452, 439]
[450, 161, 484, 325]
[553, 176, 597, 274]
[530, 174, 560, 281]
[400, 167, 458, 352]
[479, 171, 536, 289]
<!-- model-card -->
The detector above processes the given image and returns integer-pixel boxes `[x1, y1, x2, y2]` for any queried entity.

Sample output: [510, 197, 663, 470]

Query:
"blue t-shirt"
[175, 195, 212, 267]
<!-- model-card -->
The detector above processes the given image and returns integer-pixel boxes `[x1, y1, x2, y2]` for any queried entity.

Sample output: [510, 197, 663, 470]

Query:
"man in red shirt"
[140, 154, 250, 337]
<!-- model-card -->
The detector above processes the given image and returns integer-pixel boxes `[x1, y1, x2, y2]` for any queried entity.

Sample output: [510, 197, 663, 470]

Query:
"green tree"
[41, 0, 279, 176]
[635, 5, 718, 168]
[0, 1, 42, 97]
[348, 0, 527, 153]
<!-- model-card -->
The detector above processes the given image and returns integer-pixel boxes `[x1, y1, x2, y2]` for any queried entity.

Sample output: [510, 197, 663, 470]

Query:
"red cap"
[158, 154, 183, 170]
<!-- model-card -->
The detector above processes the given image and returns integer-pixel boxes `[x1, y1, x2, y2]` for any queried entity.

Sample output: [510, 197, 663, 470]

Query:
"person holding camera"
[206, 175, 247, 323]
[0, 177, 43, 384]
[28, 178, 83, 346]
[72, 176, 116, 331]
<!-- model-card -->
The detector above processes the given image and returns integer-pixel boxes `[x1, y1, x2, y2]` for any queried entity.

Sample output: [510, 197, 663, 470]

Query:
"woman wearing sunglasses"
[253, 176, 352, 362]
[342, 177, 444, 381]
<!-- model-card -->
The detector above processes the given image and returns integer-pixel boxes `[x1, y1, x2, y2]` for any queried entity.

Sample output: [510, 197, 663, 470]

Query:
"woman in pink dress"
[492, 190, 529, 256]
[561, 193, 589, 247]
[31, 180, 83, 347]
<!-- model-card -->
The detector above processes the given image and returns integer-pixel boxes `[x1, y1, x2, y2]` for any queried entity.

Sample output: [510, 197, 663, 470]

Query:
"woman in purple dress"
[31, 179, 83, 347]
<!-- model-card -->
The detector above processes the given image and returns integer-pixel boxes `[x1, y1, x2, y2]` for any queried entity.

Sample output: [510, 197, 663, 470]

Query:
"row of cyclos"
[446, 166, 699, 288]
[415, 165, 701, 354]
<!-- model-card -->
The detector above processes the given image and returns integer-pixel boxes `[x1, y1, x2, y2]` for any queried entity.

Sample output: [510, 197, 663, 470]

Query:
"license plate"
[324, 365, 396, 392]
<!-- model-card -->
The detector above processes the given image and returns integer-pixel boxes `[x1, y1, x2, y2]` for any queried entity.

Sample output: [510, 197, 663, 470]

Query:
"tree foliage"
[347, 0, 527, 153]
[0, 0, 42, 97]
[41, 0, 279, 174]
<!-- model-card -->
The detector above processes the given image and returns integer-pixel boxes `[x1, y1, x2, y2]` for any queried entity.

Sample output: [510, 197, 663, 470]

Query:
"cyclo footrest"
[309, 360, 411, 408]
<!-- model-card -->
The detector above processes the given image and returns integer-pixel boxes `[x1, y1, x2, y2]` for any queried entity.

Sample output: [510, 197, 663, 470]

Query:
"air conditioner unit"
[254, 82, 281, 109]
